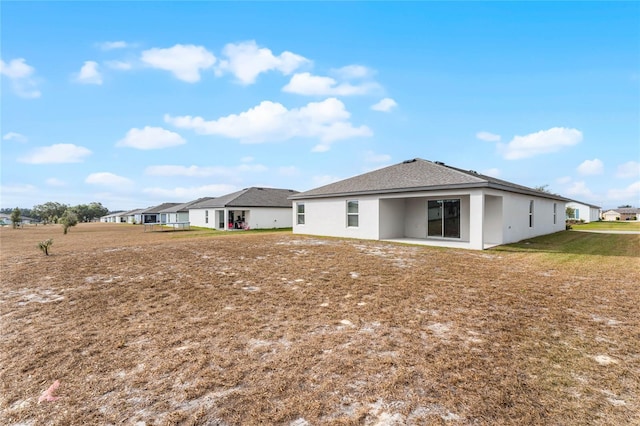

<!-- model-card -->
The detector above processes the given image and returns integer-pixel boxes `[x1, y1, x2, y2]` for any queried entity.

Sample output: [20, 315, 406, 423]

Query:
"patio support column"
[224, 209, 229, 230]
[469, 190, 485, 250]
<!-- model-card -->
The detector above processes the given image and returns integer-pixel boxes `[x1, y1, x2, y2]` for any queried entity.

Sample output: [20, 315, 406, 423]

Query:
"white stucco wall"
[293, 196, 380, 239]
[247, 208, 293, 229]
[499, 192, 565, 244]
[566, 201, 600, 223]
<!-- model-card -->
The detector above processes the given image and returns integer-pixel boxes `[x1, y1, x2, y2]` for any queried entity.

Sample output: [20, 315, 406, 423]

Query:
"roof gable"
[189, 187, 298, 209]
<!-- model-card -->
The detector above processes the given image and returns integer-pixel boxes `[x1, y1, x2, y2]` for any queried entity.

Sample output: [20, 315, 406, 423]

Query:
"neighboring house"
[602, 207, 640, 221]
[0, 214, 37, 225]
[290, 158, 568, 250]
[565, 200, 601, 223]
[188, 187, 298, 230]
[139, 203, 180, 224]
[100, 211, 127, 223]
[158, 197, 216, 224]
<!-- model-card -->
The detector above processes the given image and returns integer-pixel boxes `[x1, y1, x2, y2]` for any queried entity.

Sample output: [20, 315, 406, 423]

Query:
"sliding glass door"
[427, 199, 460, 238]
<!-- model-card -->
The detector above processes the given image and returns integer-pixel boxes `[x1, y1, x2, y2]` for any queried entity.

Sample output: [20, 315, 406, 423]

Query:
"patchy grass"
[571, 221, 640, 231]
[493, 230, 640, 259]
[1, 223, 639, 425]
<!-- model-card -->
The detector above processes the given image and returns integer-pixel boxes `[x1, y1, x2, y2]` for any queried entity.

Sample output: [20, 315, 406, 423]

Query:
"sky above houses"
[2, 2, 639, 211]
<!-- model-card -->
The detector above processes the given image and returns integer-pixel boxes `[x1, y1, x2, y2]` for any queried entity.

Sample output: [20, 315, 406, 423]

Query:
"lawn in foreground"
[1, 224, 638, 425]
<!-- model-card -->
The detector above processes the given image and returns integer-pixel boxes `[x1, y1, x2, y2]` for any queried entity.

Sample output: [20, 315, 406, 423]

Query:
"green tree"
[566, 206, 576, 219]
[10, 207, 22, 229]
[33, 202, 68, 224]
[59, 210, 78, 234]
[533, 184, 551, 193]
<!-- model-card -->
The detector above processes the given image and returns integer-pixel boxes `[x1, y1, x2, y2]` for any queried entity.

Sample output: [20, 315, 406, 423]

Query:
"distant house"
[157, 197, 216, 224]
[188, 187, 298, 230]
[565, 200, 601, 223]
[0, 213, 37, 225]
[139, 203, 180, 224]
[290, 158, 568, 250]
[100, 211, 127, 223]
[602, 207, 639, 221]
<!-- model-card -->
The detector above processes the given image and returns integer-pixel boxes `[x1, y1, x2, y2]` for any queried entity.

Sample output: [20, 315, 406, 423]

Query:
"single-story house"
[289, 158, 568, 250]
[565, 200, 601, 223]
[139, 203, 180, 224]
[602, 207, 639, 221]
[188, 187, 299, 230]
[0, 214, 38, 225]
[158, 197, 216, 224]
[100, 211, 127, 223]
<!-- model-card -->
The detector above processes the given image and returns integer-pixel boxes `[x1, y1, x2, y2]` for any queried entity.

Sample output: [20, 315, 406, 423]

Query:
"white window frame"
[205, 210, 209, 224]
[529, 201, 534, 228]
[347, 200, 359, 227]
[296, 203, 305, 225]
[553, 203, 557, 225]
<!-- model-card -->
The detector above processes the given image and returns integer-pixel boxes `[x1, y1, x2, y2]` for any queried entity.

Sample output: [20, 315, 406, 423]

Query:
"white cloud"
[476, 131, 501, 142]
[615, 161, 640, 179]
[556, 176, 572, 184]
[364, 151, 391, 163]
[165, 97, 372, 150]
[85, 172, 133, 187]
[1, 183, 37, 193]
[19, 143, 92, 164]
[498, 127, 583, 160]
[607, 181, 640, 202]
[283, 72, 379, 96]
[331, 65, 372, 79]
[45, 178, 66, 187]
[370, 98, 398, 112]
[216, 40, 309, 85]
[240, 156, 254, 163]
[2, 132, 28, 143]
[96, 41, 130, 50]
[116, 126, 186, 150]
[105, 60, 133, 70]
[482, 168, 501, 177]
[145, 163, 267, 177]
[577, 158, 604, 176]
[142, 184, 238, 200]
[566, 181, 595, 199]
[75, 61, 103, 85]
[141, 44, 216, 83]
[0, 58, 41, 98]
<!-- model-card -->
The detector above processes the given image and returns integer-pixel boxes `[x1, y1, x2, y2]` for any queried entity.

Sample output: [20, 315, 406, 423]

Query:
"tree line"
[1, 201, 110, 224]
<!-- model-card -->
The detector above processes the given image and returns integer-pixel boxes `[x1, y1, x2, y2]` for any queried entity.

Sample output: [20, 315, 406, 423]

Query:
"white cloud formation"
[145, 163, 267, 177]
[96, 41, 130, 50]
[0, 58, 41, 98]
[482, 168, 501, 177]
[556, 176, 572, 184]
[116, 126, 186, 150]
[1, 184, 37, 193]
[364, 151, 391, 163]
[142, 184, 238, 200]
[75, 61, 103, 85]
[165, 97, 372, 151]
[607, 181, 640, 202]
[106, 60, 133, 70]
[283, 72, 379, 96]
[141, 44, 216, 83]
[371, 98, 398, 112]
[566, 181, 595, 199]
[216, 40, 309, 85]
[2, 132, 28, 143]
[498, 127, 583, 160]
[45, 177, 66, 187]
[476, 131, 501, 142]
[615, 161, 640, 179]
[19, 143, 92, 164]
[240, 156, 254, 163]
[332, 65, 372, 79]
[86, 172, 134, 187]
[577, 158, 604, 176]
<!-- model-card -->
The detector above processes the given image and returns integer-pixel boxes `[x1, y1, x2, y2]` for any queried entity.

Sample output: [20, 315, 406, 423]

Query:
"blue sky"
[2, 2, 639, 211]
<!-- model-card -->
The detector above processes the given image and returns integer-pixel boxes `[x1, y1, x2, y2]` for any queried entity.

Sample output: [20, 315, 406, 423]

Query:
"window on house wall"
[297, 203, 305, 225]
[347, 200, 359, 227]
[529, 201, 534, 228]
[205, 210, 208, 224]
[553, 203, 557, 224]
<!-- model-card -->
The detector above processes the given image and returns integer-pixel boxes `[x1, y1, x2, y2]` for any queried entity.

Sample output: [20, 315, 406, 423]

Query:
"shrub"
[38, 238, 53, 255]
[59, 210, 79, 234]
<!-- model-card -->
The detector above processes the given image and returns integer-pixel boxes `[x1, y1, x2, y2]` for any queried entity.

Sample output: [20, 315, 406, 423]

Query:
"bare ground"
[1, 223, 639, 425]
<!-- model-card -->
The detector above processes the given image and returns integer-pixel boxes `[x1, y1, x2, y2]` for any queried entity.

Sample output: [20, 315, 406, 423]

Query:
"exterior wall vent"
[435, 161, 445, 165]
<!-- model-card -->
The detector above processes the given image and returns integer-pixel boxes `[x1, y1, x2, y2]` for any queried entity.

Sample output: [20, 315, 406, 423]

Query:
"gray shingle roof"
[140, 203, 180, 214]
[610, 207, 640, 214]
[158, 197, 216, 213]
[189, 187, 298, 209]
[290, 158, 568, 201]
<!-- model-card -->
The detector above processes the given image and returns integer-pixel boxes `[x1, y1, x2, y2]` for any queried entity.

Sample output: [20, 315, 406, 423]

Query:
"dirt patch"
[1, 223, 639, 425]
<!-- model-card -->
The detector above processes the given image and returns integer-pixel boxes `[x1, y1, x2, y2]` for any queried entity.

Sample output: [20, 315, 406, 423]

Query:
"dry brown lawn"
[1, 223, 639, 425]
